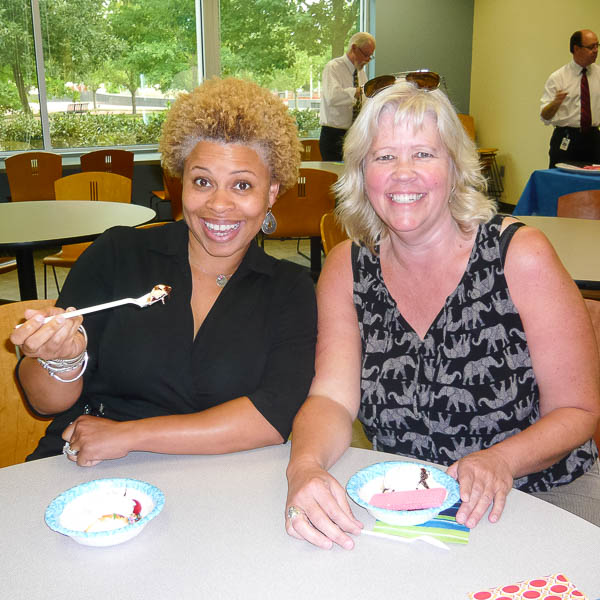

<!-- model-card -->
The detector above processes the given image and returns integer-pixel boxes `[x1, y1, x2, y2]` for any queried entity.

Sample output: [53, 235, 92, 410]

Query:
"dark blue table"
[514, 168, 600, 216]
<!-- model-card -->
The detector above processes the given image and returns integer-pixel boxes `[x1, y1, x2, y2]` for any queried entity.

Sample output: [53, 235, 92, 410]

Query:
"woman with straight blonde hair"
[284, 76, 600, 550]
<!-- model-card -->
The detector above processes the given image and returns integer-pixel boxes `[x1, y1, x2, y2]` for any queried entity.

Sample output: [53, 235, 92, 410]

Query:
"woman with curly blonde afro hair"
[160, 77, 301, 194]
[15, 77, 316, 466]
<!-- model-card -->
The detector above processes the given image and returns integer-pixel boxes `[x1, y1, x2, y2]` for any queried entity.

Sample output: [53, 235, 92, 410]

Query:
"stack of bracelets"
[37, 325, 89, 382]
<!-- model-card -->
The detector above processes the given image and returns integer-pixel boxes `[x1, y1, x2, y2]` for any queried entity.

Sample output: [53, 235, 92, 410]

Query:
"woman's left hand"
[62, 416, 131, 467]
[446, 447, 514, 529]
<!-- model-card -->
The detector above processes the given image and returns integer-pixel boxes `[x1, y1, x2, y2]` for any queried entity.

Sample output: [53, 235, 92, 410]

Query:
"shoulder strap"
[498, 218, 525, 266]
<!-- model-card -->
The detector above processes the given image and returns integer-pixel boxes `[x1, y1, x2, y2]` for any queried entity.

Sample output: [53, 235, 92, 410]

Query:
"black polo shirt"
[28, 221, 317, 459]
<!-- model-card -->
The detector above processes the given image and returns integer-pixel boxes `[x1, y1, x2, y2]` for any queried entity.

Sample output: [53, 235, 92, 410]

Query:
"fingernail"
[34, 315, 44, 323]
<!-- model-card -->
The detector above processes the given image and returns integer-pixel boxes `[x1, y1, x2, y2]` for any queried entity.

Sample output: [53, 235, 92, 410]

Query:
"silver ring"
[287, 505, 304, 521]
[62, 441, 78, 457]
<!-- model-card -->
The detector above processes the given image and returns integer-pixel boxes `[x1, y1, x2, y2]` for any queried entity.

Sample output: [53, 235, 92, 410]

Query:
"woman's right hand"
[285, 461, 363, 550]
[10, 306, 86, 361]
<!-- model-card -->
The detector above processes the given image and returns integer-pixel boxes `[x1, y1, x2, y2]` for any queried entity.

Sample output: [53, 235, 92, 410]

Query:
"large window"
[0, 0, 365, 154]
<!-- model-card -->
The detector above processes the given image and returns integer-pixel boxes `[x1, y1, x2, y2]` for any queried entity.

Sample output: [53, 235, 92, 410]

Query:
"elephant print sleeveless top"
[352, 215, 597, 492]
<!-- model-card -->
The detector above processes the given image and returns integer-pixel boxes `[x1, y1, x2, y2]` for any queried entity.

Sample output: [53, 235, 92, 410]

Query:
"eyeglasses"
[363, 70, 441, 98]
[355, 45, 375, 61]
[579, 42, 599, 50]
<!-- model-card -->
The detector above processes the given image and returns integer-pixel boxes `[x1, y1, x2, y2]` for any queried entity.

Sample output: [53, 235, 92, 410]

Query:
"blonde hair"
[159, 77, 302, 194]
[335, 82, 496, 250]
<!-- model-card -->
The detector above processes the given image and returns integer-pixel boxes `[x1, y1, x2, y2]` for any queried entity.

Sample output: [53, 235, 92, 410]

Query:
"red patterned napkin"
[468, 573, 588, 599]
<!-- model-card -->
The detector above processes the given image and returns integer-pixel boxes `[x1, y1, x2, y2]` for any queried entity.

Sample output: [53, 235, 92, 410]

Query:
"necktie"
[352, 69, 362, 122]
[581, 68, 591, 131]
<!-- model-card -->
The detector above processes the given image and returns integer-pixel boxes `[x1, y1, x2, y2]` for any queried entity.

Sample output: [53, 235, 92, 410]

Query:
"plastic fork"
[16, 285, 172, 327]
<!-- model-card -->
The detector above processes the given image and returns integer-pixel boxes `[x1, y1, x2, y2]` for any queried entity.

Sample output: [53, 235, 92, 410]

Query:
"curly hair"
[159, 77, 302, 194]
[335, 82, 496, 251]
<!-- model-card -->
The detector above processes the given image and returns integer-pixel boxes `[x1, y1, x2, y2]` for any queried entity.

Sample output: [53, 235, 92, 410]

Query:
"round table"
[519, 215, 600, 290]
[1, 444, 599, 599]
[0, 201, 155, 300]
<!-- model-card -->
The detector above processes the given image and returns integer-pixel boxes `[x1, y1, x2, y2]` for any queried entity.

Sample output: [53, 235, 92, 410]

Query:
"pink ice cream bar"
[369, 487, 447, 511]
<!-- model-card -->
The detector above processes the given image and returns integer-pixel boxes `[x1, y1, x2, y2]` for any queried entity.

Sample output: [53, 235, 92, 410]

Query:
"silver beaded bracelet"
[37, 325, 89, 383]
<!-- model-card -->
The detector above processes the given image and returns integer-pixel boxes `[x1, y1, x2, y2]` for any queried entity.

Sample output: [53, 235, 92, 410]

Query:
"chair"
[5, 151, 62, 202]
[557, 190, 600, 220]
[351, 419, 371, 449]
[300, 139, 322, 161]
[53, 171, 132, 203]
[43, 172, 133, 297]
[320, 211, 348, 255]
[136, 221, 170, 230]
[264, 168, 338, 272]
[0, 299, 55, 468]
[478, 147, 504, 202]
[151, 169, 183, 221]
[0, 257, 17, 276]
[584, 299, 600, 449]
[457, 113, 476, 142]
[80, 149, 134, 181]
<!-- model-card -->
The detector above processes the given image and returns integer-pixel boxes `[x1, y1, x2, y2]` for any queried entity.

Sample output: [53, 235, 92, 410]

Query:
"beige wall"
[471, 0, 600, 205]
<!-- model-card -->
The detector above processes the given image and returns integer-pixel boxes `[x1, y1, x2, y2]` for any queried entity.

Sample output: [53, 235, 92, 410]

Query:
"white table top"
[0, 201, 155, 247]
[1, 444, 598, 599]
[519, 215, 600, 287]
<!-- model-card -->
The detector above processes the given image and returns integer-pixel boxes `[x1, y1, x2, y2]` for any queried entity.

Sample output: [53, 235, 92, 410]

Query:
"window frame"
[1, 0, 371, 158]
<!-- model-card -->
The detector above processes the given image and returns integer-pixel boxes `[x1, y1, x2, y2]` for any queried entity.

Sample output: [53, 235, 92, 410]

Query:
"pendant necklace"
[190, 261, 235, 288]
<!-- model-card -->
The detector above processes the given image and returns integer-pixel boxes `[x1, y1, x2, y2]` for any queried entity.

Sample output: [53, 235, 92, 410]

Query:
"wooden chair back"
[162, 170, 183, 220]
[266, 169, 337, 239]
[557, 190, 600, 220]
[320, 211, 348, 255]
[136, 221, 170, 229]
[5, 151, 62, 202]
[54, 171, 132, 203]
[457, 114, 476, 142]
[0, 257, 17, 276]
[80, 149, 134, 181]
[300, 139, 322, 161]
[0, 299, 55, 467]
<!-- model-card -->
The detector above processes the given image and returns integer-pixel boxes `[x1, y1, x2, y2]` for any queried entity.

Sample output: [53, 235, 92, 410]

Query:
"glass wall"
[219, 0, 362, 137]
[0, 0, 42, 151]
[0, 0, 363, 153]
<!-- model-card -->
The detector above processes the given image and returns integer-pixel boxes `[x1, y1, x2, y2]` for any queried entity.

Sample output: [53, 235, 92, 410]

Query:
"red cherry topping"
[133, 499, 142, 515]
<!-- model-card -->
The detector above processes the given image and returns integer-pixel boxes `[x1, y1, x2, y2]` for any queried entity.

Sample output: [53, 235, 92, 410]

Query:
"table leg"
[15, 248, 38, 300]
[310, 237, 322, 274]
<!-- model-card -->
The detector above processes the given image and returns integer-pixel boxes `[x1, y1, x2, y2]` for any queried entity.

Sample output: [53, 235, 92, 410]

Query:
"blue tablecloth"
[514, 168, 600, 216]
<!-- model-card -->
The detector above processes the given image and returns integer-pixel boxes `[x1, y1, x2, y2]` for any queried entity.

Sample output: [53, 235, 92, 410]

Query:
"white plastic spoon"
[16, 284, 172, 327]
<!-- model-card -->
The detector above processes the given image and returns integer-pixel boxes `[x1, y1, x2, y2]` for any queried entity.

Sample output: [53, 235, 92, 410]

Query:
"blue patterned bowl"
[346, 461, 460, 526]
[45, 478, 165, 547]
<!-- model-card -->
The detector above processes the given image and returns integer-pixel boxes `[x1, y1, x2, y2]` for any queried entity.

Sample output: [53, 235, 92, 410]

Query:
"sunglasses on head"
[363, 70, 441, 98]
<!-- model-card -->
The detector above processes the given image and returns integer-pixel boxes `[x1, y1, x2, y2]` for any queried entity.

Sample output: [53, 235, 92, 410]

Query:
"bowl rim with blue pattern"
[346, 461, 460, 526]
[45, 477, 165, 546]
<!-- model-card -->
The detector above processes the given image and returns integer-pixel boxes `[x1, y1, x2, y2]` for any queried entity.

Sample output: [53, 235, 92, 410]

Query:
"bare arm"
[10, 307, 87, 415]
[540, 90, 568, 121]
[286, 241, 364, 549]
[62, 397, 283, 467]
[449, 223, 600, 528]
[492, 225, 599, 470]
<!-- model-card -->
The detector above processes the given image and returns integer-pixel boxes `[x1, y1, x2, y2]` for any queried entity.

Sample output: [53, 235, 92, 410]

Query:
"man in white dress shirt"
[540, 29, 600, 168]
[318, 32, 376, 161]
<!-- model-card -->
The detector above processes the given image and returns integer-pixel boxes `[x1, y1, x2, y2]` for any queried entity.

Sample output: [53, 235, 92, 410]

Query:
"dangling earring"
[261, 208, 277, 234]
